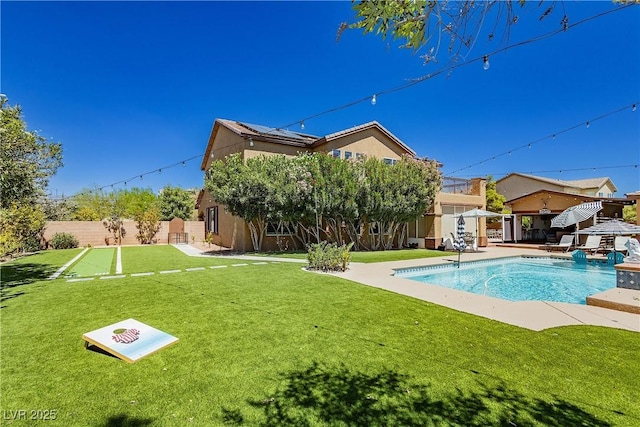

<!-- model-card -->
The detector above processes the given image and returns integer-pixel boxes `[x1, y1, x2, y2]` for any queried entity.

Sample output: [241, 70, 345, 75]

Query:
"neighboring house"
[496, 173, 617, 201]
[197, 118, 486, 252]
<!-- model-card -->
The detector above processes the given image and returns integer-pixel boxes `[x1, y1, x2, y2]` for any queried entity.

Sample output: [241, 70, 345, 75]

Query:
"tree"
[0, 97, 62, 209]
[359, 156, 440, 250]
[340, 1, 566, 67]
[71, 189, 111, 221]
[623, 204, 637, 224]
[485, 175, 506, 215]
[159, 186, 195, 221]
[0, 203, 46, 256]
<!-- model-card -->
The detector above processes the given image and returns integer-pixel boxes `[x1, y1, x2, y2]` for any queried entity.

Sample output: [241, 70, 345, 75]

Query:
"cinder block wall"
[44, 221, 205, 247]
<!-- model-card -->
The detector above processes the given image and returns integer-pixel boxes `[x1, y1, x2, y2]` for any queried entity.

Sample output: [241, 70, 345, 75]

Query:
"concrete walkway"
[175, 243, 640, 333]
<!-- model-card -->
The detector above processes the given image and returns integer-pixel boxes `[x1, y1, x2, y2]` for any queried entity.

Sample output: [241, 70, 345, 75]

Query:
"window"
[207, 206, 219, 234]
[266, 221, 297, 236]
[598, 192, 603, 197]
[384, 158, 397, 165]
[344, 151, 352, 160]
[331, 149, 341, 159]
[356, 153, 364, 159]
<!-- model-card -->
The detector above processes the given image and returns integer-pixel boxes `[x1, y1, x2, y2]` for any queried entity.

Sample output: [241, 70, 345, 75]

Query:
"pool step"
[586, 288, 640, 315]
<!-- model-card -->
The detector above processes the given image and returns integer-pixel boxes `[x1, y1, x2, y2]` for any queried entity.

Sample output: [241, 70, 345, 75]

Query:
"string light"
[446, 101, 637, 176]
[371, 94, 377, 106]
[586, 121, 590, 128]
[482, 55, 490, 70]
[300, 121, 305, 130]
[633, 104, 637, 112]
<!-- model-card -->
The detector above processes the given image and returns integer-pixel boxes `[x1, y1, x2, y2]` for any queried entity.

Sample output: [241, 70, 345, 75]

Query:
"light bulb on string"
[633, 104, 637, 112]
[300, 121, 305, 130]
[482, 55, 490, 70]
[139, 175, 143, 181]
[586, 121, 590, 128]
[158, 169, 162, 174]
[182, 161, 186, 167]
[528, 144, 531, 149]
[371, 95, 377, 106]
[552, 134, 556, 140]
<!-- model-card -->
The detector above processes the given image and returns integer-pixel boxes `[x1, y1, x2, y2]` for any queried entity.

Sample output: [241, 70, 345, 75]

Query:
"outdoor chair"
[545, 234, 574, 252]
[612, 236, 631, 254]
[577, 235, 602, 255]
[571, 250, 587, 264]
[607, 251, 624, 265]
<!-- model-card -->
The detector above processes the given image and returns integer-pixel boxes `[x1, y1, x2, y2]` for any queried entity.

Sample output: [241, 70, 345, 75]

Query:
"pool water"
[394, 257, 616, 304]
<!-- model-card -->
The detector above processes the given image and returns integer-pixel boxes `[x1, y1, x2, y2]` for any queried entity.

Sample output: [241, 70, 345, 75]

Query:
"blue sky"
[2, 1, 639, 198]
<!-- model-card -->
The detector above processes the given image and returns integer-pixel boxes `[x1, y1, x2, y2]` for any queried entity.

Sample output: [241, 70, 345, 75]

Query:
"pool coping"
[331, 247, 640, 333]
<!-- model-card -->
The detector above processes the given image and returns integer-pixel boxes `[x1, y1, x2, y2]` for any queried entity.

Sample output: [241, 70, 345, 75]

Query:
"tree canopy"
[159, 186, 196, 221]
[205, 153, 441, 251]
[0, 97, 62, 209]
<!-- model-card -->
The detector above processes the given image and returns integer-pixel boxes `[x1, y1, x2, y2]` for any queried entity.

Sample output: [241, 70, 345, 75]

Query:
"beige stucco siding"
[316, 128, 409, 160]
[202, 126, 247, 171]
[497, 175, 564, 201]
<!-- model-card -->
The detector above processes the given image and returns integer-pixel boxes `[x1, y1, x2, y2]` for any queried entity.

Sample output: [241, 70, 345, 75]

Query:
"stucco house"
[496, 172, 618, 201]
[197, 119, 487, 251]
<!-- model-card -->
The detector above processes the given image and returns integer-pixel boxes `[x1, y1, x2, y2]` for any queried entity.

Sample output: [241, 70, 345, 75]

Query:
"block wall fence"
[43, 221, 206, 247]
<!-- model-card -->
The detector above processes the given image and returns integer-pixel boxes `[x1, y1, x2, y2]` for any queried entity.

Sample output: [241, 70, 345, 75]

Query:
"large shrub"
[307, 241, 353, 272]
[50, 232, 79, 249]
[0, 203, 46, 257]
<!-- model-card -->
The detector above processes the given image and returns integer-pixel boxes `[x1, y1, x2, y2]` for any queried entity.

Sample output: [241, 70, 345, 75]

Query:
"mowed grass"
[1, 245, 639, 426]
[254, 248, 455, 263]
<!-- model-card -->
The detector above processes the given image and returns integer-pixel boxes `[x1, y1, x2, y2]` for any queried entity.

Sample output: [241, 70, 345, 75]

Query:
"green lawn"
[1, 245, 639, 426]
[254, 248, 455, 263]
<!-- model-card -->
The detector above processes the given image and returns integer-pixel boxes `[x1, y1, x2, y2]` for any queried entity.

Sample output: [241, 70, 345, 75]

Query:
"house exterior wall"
[199, 123, 418, 252]
[202, 126, 247, 170]
[43, 221, 205, 247]
[315, 128, 408, 160]
[497, 175, 564, 201]
[423, 178, 487, 249]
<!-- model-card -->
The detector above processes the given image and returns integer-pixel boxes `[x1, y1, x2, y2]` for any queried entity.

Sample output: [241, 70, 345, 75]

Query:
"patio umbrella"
[453, 215, 467, 268]
[462, 208, 504, 243]
[550, 201, 603, 244]
[577, 220, 640, 264]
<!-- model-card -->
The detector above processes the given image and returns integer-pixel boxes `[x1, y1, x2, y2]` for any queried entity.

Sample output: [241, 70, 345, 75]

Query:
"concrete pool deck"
[179, 244, 640, 333]
[334, 247, 640, 333]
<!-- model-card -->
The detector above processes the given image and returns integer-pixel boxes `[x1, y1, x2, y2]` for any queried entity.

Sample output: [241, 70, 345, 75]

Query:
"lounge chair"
[577, 235, 602, 254]
[545, 234, 574, 252]
[612, 236, 631, 255]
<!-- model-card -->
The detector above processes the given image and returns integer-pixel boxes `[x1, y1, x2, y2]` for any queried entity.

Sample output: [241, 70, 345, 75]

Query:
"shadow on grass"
[0, 262, 57, 304]
[223, 362, 612, 426]
[100, 414, 154, 427]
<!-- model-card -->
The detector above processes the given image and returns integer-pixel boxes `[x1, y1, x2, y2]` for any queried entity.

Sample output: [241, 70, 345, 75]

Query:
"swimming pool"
[394, 257, 616, 304]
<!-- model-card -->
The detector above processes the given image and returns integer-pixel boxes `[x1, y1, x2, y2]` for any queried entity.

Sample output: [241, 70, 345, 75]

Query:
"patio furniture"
[577, 235, 602, 255]
[607, 251, 625, 265]
[545, 234, 574, 252]
[572, 250, 587, 264]
[612, 236, 631, 255]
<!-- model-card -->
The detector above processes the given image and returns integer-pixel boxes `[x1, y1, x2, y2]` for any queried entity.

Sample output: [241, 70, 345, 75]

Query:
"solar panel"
[238, 122, 316, 141]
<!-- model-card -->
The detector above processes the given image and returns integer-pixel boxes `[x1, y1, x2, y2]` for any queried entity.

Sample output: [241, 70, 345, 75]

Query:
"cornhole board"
[82, 318, 178, 363]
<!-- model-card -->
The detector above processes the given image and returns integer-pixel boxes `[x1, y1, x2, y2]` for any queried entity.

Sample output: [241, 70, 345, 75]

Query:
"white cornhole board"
[82, 318, 178, 363]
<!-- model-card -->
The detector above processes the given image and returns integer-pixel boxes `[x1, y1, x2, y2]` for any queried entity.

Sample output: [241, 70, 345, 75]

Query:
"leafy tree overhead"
[159, 185, 195, 221]
[340, 0, 527, 64]
[0, 96, 62, 209]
